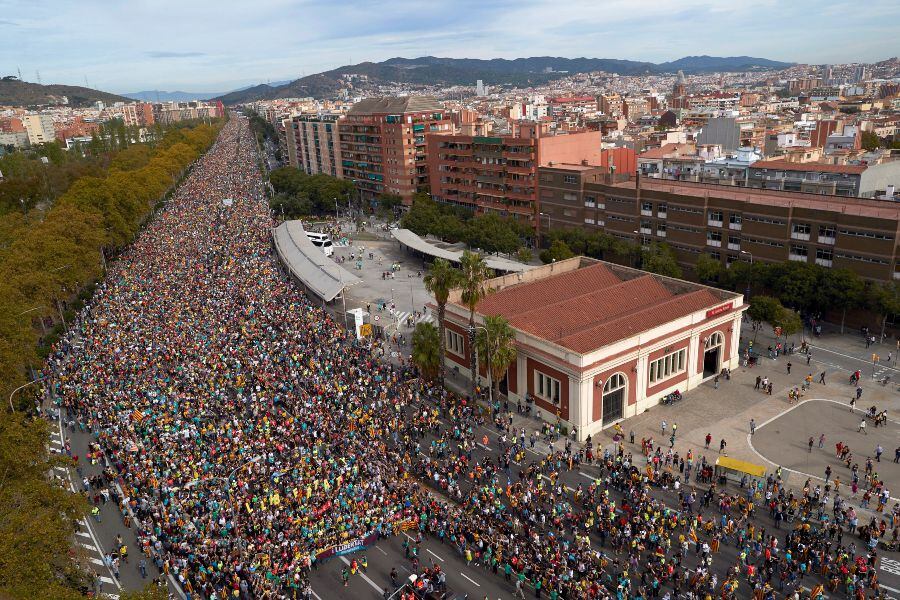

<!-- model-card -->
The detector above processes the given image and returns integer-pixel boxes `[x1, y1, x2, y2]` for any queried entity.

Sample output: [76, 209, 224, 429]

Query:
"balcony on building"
[817, 235, 836, 245]
[656, 229, 667, 238]
[706, 239, 722, 248]
[815, 258, 833, 268]
[789, 253, 808, 262]
[790, 231, 811, 241]
[727, 242, 741, 251]
[641, 208, 653, 216]
[708, 218, 723, 228]
[639, 226, 652, 235]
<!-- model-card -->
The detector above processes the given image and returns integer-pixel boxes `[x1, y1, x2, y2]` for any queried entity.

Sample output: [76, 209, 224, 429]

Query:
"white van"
[305, 231, 334, 257]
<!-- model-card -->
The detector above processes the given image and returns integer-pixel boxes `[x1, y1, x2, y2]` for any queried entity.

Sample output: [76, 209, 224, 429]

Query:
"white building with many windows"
[440, 257, 746, 440]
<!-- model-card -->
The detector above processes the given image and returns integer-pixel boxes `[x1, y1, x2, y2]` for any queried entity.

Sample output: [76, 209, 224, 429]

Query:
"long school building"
[441, 257, 746, 440]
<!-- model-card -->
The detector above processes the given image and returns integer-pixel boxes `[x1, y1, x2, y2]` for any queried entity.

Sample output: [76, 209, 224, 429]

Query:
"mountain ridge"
[214, 55, 794, 104]
[0, 78, 131, 108]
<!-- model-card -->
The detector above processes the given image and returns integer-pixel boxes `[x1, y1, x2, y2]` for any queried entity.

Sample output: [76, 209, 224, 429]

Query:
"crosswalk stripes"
[394, 310, 435, 329]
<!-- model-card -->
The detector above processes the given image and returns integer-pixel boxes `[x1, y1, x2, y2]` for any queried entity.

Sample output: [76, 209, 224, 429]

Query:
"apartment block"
[747, 160, 900, 198]
[538, 165, 900, 282]
[427, 121, 602, 226]
[22, 114, 55, 145]
[286, 114, 343, 178]
[338, 97, 452, 204]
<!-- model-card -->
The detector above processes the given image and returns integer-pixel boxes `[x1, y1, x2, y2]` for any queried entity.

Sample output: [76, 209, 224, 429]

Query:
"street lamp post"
[740, 251, 753, 300]
[9, 377, 44, 412]
[538, 212, 551, 249]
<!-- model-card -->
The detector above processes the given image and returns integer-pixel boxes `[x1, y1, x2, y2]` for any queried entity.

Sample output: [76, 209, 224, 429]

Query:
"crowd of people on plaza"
[45, 117, 897, 600]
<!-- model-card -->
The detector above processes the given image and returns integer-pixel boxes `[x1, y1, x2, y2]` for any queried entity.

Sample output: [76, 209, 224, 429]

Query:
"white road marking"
[881, 585, 900, 594]
[78, 541, 96, 550]
[338, 556, 382, 592]
[375, 546, 388, 555]
[89, 557, 105, 566]
[99, 576, 115, 585]
[476, 443, 491, 451]
[809, 344, 899, 373]
[76, 530, 92, 538]
[309, 588, 324, 600]
[460, 572, 481, 587]
[579, 472, 597, 481]
[427, 549, 445, 562]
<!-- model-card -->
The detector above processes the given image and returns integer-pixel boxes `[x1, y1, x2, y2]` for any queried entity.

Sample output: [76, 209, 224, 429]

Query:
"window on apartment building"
[563, 193, 578, 202]
[819, 225, 836, 238]
[642, 202, 653, 212]
[446, 330, 465, 356]
[708, 210, 723, 222]
[790, 244, 808, 257]
[657, 203, 667, 214]
[816, 248, 833, 261]
[729, 214, 742, 225]
[656, 222, 667, 233]
[535, 371, 562, 404]
[649, 348, 687, 385]
[792, 223, 811, 235]
[564, 175, 577, 184]
[707, 231, 722, 242]
[540, 173, 553, 182]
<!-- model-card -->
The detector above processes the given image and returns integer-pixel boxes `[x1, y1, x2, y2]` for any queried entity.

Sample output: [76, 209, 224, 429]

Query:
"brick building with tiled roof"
[442, 257, 746, 440]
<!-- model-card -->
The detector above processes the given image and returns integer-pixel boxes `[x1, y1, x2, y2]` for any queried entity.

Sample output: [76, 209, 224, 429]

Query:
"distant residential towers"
[285, 114, 343, 178]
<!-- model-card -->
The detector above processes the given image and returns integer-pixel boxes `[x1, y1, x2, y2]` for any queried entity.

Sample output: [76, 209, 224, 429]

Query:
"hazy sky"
[1, 0, 896, 93]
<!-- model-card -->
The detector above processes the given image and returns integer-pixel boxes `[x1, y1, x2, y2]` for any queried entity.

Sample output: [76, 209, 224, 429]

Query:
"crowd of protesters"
[46, 117, 897, 600]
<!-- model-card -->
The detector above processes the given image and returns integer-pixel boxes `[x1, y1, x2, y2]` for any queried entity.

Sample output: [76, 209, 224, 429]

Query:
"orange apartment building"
[426, 121, 602, 226]
[338, 97, 453, 204]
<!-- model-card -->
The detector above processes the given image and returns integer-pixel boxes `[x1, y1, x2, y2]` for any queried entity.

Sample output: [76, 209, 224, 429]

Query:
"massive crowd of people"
[48, 118, 895, 600]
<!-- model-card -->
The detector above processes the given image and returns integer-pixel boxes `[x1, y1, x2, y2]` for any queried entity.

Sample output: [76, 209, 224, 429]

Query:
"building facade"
[22, 114, 55, 145]
[338, 97, 452, 204]
[285, 114, 344, 178]
[441, 258, 745, 440]
[427, 121, 602, 226]
[747, 160, 900, 198]
[537, 166, 900, 282]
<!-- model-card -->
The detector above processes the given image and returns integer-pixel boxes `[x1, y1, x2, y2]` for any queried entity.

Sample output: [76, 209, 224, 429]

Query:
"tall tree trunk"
[437, 303, 447, 389]
[840, 307, 847, 334]
[469, 312, 477, 402]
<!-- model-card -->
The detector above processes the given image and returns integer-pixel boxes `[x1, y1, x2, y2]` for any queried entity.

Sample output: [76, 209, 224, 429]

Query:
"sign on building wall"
[706, 303, 733, 319]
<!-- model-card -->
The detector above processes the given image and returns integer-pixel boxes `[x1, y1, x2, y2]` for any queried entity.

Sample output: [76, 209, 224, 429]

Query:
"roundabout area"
[750, 398, 900, 497]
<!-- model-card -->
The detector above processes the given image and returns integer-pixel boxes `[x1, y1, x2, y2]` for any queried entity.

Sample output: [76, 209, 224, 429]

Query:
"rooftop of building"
[749, 159, 868, 174]
[639, 143, 697, 160]
[347, 96, 443, 115]
[450, 258, 737, 355]
[608, 177, 900, 220]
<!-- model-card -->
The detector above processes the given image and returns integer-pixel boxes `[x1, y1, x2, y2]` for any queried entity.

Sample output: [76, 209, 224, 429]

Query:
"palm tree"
[475, 315, 517, 402]
[411, 322, 441, 381]
[459, 250, 493, 400]
[423, 258, 462, 387]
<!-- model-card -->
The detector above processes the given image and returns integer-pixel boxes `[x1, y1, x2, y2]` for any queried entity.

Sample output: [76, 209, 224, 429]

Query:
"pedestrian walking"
[719, 438, 727, 454]
[786, 362, 792, 374]
[705, 433, 712, 449]
[661, 420, 667, 435]
[755, 375, 761, 390]
[856, 386, 863, 400]
[850, 397, 856, 412]
[714, 375, 719, 390]
[858, 419, 867, 434]
[807, 353, 812, 365]
[825, 465, 832, 482]
[818, 433, 825, 448]
[876, 444, 883, 462]
[819, 371, 826, 385]
[808, 436, 814, 452]
[749, 418, 756, 435]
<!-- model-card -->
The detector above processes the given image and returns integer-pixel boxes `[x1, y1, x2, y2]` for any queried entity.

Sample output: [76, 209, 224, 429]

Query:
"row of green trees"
[402, 194, 534, 257]
[0, 120, 220, 598]
[414, 254, 518, 402]
[269, 166, 356, 218]
[695, 255, 899, 332]
[540, 228, 684, 278]
[1, 121, 222, 404]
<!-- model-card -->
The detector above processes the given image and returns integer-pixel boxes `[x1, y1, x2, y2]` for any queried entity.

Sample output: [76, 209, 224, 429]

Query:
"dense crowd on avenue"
[47, 117, 896, 600]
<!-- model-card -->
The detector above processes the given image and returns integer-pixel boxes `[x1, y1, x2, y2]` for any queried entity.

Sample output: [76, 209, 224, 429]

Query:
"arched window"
[602, 372, 627, 424]
[603, 372, 627, 394]
[705, 331, 724, 349]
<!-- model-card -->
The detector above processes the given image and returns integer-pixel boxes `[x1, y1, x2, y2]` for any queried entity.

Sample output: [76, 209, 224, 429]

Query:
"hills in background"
[0, 78, 131, 108]
[214, 55, 794, 104]
[122, 82, 293, 102]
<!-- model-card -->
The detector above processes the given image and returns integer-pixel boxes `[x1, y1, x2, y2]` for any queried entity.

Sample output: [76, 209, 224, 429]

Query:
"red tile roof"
[750, 160, 867, 174]
[471, 262, 723, 354]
